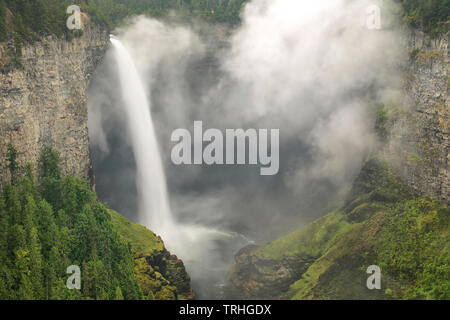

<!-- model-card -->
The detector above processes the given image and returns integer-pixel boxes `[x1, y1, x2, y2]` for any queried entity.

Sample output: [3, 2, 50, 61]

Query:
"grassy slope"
[257, 210, 353, 261]
[109, 209, 163, 256]
[255, 159, 449, 300]
[109, 210, 193, 300]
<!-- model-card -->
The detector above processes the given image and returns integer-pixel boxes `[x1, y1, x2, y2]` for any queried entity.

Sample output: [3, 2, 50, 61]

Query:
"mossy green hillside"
[234, 159, 449, 300]
[109, 209, 163, 257]
[289, 196, 449, 300]
[109, 209, 194, 300]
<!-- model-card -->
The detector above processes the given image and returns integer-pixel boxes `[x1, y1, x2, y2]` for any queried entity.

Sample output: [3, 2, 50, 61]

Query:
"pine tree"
[39, 146, 61, 180]
[37, 200, 57, 258]
[23, 194, 37, 243]
[38, 147, 62, 209]
[147, 290, 155, 300]
[115, 286, 124, 300]
[6, 143, 19, 185]
[0, 0, 7, 41]
[4, 185, 21, 230]
[28, 227, 44, 299]
[0, 196, 7, 261]
[43, 246, 64, 299]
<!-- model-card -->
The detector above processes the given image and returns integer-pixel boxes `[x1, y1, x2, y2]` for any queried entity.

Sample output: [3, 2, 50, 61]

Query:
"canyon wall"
[384, 31, 449, 204]
[0, 19, 109, 187]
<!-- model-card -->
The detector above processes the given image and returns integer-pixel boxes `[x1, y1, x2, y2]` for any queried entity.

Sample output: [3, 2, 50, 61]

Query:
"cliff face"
[0, 21, 109, 186]
[383, 32, 449, 204]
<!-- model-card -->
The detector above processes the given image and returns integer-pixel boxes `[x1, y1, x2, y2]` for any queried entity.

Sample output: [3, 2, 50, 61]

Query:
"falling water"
[110, 36, 174, 238]
[109, 35, 252, 298]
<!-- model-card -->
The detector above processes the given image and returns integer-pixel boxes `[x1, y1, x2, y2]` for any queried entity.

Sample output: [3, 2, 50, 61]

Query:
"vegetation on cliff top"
[251, 159, 449, 300]
[1, 0, 448, 43]
[0, 0, 246, 71]
[0, 0, 447, 70]
[0, 0, 246, 42]
[398, 0, 450, 36]
[0, 145, 191, 299]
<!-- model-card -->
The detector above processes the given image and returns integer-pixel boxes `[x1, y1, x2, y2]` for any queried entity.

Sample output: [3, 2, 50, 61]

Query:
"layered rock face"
[384, 32, 449, 204]
[0, 21, 109, 187]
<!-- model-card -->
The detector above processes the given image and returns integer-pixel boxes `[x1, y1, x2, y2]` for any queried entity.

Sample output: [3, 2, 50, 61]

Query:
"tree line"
[0, 0, 247, 42]
[0, 0, 448, 45]
[397, 0, 449, 35]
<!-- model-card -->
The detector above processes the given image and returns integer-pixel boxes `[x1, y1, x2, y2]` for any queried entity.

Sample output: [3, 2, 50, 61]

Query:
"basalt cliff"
[0, 21, 109, 186]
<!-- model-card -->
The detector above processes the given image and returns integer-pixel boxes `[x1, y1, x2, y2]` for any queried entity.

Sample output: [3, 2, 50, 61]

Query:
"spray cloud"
[88, 0, 405, 298]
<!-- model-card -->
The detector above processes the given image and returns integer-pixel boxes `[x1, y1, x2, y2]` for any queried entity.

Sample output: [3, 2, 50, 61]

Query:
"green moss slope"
[231, 159, 449, 300]
[289, 196, 449, 300]
[109, 210, 194, 300]
[288, 159, 449, 299]
[109, 209, 163, 256]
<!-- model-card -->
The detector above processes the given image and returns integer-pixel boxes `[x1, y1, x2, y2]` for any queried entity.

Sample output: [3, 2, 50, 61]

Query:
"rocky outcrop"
[135, 243, 195, 300]
[383, 31, 449, 204]
[229, 244, 315, 299]
[0, 19, 109, 187]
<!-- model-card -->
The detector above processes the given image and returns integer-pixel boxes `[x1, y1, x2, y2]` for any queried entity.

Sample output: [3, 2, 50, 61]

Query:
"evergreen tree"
[28, 227, 44, 299]
[38, 147, 61, 180]
[0, 0, 7, 41]
[147, 290, 155, 300]
[6, 143, 19, 185]
[38, 147, 62, 210]
[4, 185, 21, 230]
[37, 199, 57, 258]
[0, 196, 7, 262]
[115, 286, 124, 300]
[46, 246, 63, 299]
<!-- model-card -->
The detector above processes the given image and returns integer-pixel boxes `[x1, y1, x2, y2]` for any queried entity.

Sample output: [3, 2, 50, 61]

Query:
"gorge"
[0, 0, 448, 300]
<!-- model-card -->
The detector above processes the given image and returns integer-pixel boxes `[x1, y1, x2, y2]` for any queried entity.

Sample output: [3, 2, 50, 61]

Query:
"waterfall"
[109, 35, 252, 298]
[110, 36, 174, 238]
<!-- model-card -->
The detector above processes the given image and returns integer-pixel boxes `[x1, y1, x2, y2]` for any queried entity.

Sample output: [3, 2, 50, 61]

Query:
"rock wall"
[228, 245, 315, 299]
[384, 31, 449, 204]
[0, 20, 109, 187]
